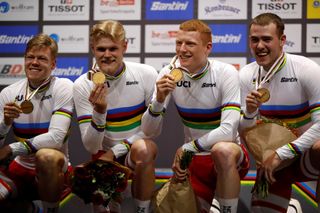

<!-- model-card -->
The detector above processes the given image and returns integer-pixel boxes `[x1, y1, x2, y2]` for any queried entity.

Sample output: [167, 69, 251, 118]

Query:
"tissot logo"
[257, 2, 297, 10]
[202, 83, 216, 88]
[126, 81, 138, 85]
[280, 77, 298, 82]
[48, 4, 85, 12]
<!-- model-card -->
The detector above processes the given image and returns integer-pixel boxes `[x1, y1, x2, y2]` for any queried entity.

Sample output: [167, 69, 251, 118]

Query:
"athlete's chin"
[255, 57, 268, 67]
[100, 64, 116, 74]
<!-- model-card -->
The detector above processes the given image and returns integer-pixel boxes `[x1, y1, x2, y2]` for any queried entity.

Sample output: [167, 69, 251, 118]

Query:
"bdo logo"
[0, 64, 23, 75]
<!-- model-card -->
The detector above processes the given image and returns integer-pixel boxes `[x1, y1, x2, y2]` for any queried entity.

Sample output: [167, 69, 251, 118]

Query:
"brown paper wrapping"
[152, 178, 198, 213]
[242, 122, 297, 164]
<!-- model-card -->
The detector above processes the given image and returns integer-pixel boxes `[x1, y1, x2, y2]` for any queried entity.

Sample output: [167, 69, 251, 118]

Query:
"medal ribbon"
[169, 55, 209, 80]
[255, 52, 286, 90]
[88, 62, 125, 81]
[25, 76, 53, 102]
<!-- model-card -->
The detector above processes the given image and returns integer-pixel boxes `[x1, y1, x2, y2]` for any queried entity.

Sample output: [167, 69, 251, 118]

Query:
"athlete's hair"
[90, 20, 126, 44]
[250, 13, 285, 38]
[179, 19, 212, 44]
[25, 33, 58, 59]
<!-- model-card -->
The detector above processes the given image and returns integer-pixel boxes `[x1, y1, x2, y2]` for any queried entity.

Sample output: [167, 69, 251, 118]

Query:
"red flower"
[71, 159, 131, 207]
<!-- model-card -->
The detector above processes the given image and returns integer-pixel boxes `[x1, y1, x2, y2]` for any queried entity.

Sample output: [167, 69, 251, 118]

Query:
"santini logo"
[0, 35, 33, 44]
[126, 81, 138, 85]
[150, 1, 189, 11]
[281, 77, 297, 82]
[202, 83, 216, 87]
[213, 34, 241, 44]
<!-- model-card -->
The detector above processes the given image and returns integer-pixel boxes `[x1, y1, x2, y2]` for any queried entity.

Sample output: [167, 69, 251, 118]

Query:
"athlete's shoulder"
[126, 61, 157, 73]
[52, 76, 73, 90]
[209, 59, 239, 79]
[287, 53, 319, 69]
[125, 61, 158, 79]
[74, 72, 90, 86]
[1, 79, 26, 94]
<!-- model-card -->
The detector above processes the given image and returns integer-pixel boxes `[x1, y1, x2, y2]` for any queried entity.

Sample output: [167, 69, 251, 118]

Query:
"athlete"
[239, 12, 320, 212]
[142, 19, 249, 213]
[73, 20, 158, 213]
[0, 34, 73, 213]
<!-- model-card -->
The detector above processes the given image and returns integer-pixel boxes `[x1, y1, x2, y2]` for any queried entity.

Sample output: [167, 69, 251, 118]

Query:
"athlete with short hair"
[0, 33, 73, 213]
[240, 12, 320, 212]
[142, 19, 249, 213]
[73, 20, 158, 213]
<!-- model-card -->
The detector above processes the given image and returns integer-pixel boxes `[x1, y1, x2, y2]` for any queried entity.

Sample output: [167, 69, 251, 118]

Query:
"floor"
[58, 170, 318, 213]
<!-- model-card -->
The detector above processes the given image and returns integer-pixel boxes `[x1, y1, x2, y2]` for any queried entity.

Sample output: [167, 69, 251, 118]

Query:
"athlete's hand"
[245, 90, 262, 114]
[3, 102, 22, 126]
[0, 145, 12, 162]
[98, 149, 115, 162]
[156, 74, 176, 103]
[172, 147, 188, 181]
[89, 84, 108, 114]
[261, 150, 281, 184]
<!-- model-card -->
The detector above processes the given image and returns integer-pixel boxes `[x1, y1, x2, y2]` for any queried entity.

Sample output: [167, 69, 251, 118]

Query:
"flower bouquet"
[241, 118, 298, 198]
[70, 159, 132, 207]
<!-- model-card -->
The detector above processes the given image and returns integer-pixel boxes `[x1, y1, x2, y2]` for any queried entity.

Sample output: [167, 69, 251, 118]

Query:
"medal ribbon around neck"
[255, 53, 286, 104]
[255, 52, 286, 90]
[22, 76, 53, 114]
[25, 76, 52, 101]
[187, 60, 210, 80]
[170, 55, 210, 80]
[88, 62, 125, 83]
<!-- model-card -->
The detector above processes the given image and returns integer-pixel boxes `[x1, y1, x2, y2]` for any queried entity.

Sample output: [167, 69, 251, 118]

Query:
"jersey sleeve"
[26, 79, 74, 151]
[276, 60, 320, 160]
[0, 86, 14, 147]
[73, 78, 106, 154]
[239, 65, 258, 132]
[141, 67, 171, 138]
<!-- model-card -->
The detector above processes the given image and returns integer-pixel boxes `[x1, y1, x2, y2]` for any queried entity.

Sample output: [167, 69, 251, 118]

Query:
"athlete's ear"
[51, 59, 56, 71]
[123, 40, 128, 54]
[206, 42, 212, 56]
[280, 34, 286, 48]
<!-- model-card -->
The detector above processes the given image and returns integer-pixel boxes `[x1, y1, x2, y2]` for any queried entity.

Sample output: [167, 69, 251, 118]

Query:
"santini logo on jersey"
[41, 94, 52, 101]
[202, 83, 216, 88]
[280, 77, 297, 82]
[126, 81, 138, 85]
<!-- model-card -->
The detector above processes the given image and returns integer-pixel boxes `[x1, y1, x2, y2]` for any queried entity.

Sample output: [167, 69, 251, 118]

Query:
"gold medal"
[257, 88, 270, 103]
[20, 100, 34, 114]
[170, 68, 183, 83]
[92, 72, 106, 84]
